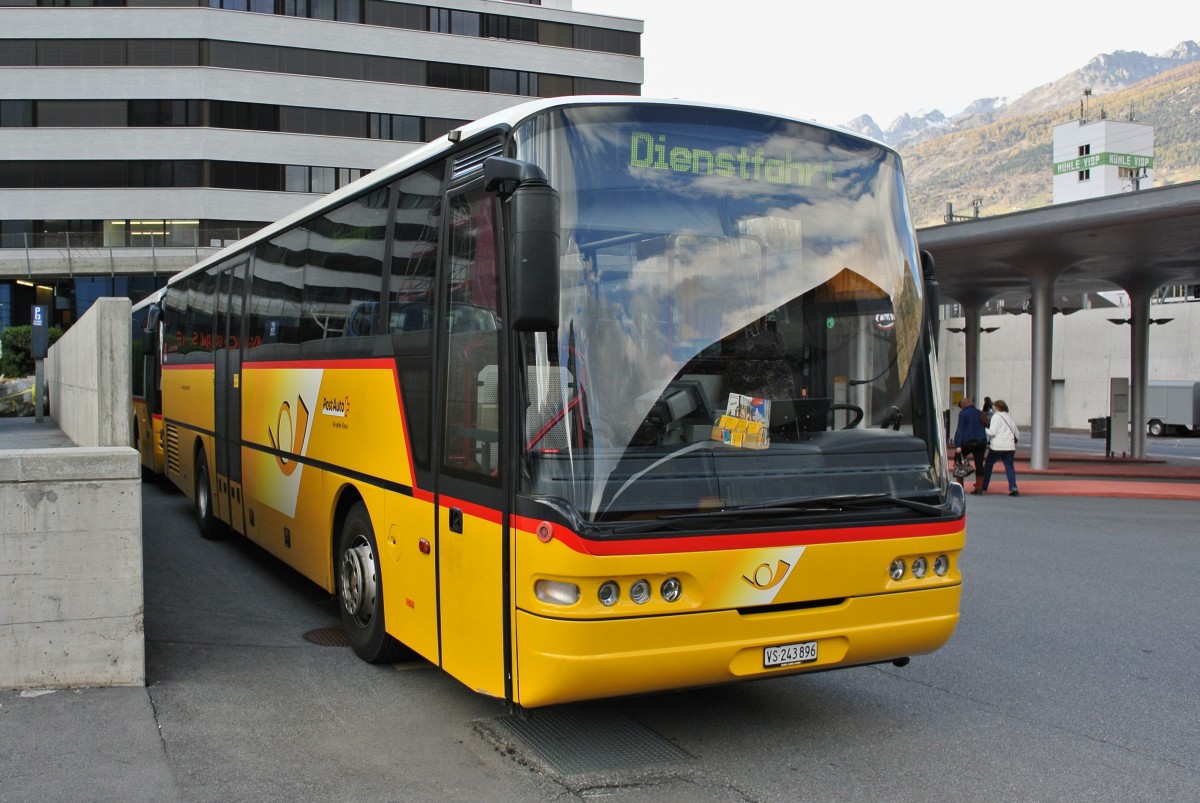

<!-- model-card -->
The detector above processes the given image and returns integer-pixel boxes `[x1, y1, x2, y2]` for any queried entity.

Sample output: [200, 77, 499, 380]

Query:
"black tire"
[337, 502, 408, 663]
[194, 450, 221, 540]
[1148, 419, 1165, 437]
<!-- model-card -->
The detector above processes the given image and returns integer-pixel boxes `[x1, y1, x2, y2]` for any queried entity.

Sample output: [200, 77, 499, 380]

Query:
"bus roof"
[131, 285, 166, 312]
[164, 96, 890, 291]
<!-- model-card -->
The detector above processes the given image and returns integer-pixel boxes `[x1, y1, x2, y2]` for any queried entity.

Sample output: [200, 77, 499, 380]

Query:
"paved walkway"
[0, 414, 75, 449]
[1004, 450, 1200, 500]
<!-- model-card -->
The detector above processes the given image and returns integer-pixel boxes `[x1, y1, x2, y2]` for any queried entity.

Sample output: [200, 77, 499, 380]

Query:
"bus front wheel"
[337, 502, 408, 663]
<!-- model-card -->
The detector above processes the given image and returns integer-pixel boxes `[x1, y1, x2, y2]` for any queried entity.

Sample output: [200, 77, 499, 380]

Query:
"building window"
[428, 62, 486, 92]
[1078, 143, 1091, 182]
[1, 100, 35, 126]
[488, 68, 537, 96]
[429, 8, 480, 35]
[129, 100, 202, 127]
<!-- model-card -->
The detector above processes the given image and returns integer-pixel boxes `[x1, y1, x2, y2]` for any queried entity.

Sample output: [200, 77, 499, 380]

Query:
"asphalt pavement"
[3, 415, 1200, 801]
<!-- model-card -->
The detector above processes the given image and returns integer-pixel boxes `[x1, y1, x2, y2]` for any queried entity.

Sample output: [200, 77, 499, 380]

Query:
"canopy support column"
[1127, 288, 1152, 460]
[964, 303, 983, 403]
[1029, 277, 1054, 471]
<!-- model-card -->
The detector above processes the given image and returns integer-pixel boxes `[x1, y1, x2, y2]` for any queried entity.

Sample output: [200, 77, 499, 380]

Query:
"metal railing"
[1, 228, 253, 251]
[0, 229, 251, 278]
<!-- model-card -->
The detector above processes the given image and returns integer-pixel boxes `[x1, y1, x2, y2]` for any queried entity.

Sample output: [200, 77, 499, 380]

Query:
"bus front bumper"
[514, 584, 960, 708]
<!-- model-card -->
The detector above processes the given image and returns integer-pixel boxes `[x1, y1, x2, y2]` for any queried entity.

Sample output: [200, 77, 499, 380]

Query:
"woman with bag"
[982, 399, 1020, 496]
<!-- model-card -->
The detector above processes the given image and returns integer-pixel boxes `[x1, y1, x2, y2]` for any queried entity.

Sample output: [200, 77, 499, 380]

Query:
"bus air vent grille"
[164, 423, 180, 475]
[451, 141, 504, 182]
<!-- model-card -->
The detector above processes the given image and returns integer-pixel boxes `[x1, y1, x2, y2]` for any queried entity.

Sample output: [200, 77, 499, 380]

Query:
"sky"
[570, 0, 1196, 128]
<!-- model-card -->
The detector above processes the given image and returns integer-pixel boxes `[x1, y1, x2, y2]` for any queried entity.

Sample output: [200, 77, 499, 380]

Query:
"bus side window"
[302, 186, 389, 342]
[247, 235, 304, 353]
[161, 286, 186, 363]
[442, 188, 501, 479]
[177, 268, 218, 362]
[388, 161, 445, 472]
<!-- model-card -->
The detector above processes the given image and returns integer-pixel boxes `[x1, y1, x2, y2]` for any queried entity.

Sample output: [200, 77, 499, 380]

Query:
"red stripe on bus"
[511, 514, 964, 556]
[440, 495, 503, 525]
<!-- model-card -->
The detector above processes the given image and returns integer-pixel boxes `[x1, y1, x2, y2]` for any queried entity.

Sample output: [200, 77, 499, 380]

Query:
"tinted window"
[388, 161, 444, 470]
[301, 187, 390, 341]
[248, 232, 306, 352]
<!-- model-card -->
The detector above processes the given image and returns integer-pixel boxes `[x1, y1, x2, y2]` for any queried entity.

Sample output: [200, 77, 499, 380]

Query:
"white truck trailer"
[1146, 380, 1200, 436]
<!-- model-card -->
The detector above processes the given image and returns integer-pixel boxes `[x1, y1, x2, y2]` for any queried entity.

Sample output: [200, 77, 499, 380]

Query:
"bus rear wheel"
[337, 502, 408, 663]
[195, 450, 221, 540]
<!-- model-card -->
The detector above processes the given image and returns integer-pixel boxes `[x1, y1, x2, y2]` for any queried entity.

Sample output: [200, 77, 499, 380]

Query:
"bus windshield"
[513, 104, 941, 525]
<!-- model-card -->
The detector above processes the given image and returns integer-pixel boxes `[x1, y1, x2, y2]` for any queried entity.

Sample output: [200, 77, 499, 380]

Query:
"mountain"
[899, 59, 1200, 227]
[846, 41, 1200, 149]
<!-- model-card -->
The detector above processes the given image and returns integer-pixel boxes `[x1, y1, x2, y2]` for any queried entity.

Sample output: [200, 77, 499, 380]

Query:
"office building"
[0, 0, 642, 330]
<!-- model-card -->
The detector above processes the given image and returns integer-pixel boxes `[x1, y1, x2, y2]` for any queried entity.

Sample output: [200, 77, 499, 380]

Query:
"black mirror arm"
[484, 157, 549, 198]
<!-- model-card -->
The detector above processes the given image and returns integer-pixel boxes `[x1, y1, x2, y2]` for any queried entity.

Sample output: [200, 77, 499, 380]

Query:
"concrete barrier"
[46, 297, 132, 448]
[1, 297, 144, 689]
[0, 447, 143, 689]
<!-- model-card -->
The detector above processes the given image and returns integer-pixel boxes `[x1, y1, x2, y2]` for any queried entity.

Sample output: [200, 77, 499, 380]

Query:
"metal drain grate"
[494, 706, 691, 775]
[303, 626, 350, 647]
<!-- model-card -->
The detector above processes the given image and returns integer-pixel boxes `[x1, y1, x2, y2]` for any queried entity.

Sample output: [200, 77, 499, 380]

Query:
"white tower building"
[1052, 116, 1154, 204]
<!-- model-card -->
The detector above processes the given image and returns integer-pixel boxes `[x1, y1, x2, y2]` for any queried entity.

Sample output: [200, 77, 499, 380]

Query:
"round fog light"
[598, 580, 620, 607]
[630, 579, 651, 605]
[661, 577, 682, 603]
[933, 555, 950, 576]
[888, 559, 906, 581]
[912, 557, 928, 578]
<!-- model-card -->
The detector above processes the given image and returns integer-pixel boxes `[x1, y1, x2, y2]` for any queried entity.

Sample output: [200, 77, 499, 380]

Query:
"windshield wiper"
[736, 492, 945, 517]
[600, 492, 944, 535]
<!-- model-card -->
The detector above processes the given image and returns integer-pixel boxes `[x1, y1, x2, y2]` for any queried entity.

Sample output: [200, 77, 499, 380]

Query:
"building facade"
[0, 0, 642, 332]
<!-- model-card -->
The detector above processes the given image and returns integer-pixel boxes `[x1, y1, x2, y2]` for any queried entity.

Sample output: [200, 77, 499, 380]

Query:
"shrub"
[0, 325, 65, 378]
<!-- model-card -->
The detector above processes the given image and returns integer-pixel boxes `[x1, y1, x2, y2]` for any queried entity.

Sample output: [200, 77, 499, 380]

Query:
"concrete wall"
[1, 297, 144, 689]
[46, 297, 132, 448]
[0, 448, 143, 689]
[939, 302, 1200, 429]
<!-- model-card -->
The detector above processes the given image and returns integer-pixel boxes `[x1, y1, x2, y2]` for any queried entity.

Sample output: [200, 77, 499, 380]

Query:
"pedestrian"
[981, 396, 994, 427]
[982, 399, 1020, 496]
[952, 397, 988, 495]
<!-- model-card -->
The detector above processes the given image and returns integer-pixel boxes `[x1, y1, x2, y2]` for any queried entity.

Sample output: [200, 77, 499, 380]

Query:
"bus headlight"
[629, 579, 651, 605]
[933, 555, 950, 576]
[535, 579, 579, 605]
[912, 557, 928, 578]
[888, 559, 906, 581]
[598, 581, 620, 607]
[661, 577, 682, 603]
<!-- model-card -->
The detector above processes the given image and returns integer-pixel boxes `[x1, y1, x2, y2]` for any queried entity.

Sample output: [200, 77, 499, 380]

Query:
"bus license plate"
[764, 641, 818, 668]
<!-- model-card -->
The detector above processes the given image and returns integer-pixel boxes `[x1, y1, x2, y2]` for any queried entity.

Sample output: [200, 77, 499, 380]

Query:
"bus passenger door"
[435, 185, 508, 700]
[213, 258, 249, 534]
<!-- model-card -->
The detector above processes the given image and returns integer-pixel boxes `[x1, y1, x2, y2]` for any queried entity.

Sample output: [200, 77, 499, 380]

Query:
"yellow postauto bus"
[132, 287, 166, 476]
[140, 97, 964, 708]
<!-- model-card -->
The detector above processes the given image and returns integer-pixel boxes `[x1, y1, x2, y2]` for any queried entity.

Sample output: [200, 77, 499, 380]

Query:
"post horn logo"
[268, 395, 309, 476]
[742, 559, 792, 591]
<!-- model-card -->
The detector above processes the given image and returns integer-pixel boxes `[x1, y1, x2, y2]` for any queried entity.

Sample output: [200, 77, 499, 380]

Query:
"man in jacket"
[952, 397, 988, 495]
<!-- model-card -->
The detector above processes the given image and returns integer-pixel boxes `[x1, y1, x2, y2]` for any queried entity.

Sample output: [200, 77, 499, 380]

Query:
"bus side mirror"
[920, 250, 939, 348]
[142, 303, 162, 356]
[484, 157, 560, 333]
